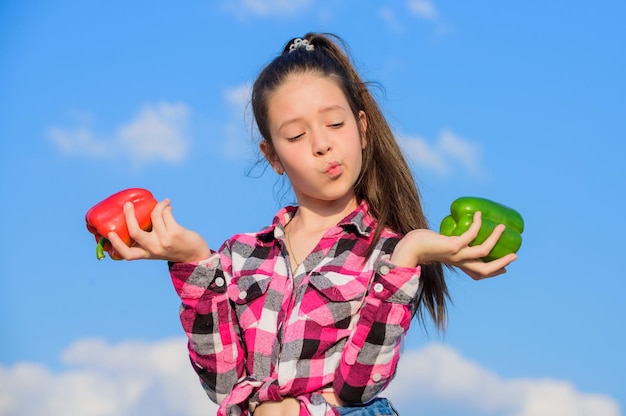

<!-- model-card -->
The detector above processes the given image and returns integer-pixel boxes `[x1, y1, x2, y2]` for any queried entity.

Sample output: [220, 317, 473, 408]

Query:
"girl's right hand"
[107, 198, 211, 263]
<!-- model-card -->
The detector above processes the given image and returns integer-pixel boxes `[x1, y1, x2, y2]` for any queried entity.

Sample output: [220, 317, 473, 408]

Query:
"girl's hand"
[390, 211, 517, 280]
[106, 198, 211, 263]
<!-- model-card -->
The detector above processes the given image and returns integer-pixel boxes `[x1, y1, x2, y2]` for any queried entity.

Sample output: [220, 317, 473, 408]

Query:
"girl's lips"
[326, 162, 342, 177]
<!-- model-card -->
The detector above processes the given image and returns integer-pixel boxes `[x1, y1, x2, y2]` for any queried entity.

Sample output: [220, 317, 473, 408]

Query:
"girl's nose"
[312, 131, 332, 155]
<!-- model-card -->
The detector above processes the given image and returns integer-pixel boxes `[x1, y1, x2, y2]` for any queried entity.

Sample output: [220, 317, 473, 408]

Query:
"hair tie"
[289, 38, 314, 53]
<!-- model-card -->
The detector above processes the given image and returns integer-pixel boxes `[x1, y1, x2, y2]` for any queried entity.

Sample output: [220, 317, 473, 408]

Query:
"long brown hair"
[251, 33, 449, 329]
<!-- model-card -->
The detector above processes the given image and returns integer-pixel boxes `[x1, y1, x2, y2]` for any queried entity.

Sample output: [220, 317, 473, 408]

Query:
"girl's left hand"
[390, 211, 517, 280]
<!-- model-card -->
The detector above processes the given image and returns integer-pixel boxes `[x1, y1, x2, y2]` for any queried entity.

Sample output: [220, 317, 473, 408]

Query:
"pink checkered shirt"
[169, 201, 422, 416]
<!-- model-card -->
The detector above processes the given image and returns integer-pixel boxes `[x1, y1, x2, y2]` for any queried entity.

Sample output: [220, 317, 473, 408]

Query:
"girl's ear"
[260, 140, 284, 175]
[358, 110, 368, 149]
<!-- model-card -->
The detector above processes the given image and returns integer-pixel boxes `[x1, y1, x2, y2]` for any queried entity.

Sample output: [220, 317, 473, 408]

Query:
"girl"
[108, 33, 516, 416]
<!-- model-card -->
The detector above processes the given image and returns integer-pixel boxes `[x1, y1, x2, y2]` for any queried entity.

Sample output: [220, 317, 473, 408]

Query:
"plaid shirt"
[169, 201, 422, 416]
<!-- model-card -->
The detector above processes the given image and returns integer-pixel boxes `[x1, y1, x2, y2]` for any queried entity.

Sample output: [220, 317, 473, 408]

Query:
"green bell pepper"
[439, 196, 524, 261]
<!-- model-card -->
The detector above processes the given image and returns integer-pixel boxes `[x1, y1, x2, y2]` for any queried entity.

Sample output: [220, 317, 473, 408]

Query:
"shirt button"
[373, 283, 384, 293]
[214, 277, 225, 287]
[372, 373, 382, 382]
[379, 265, 390, 275]
[238, 291, 247, 300]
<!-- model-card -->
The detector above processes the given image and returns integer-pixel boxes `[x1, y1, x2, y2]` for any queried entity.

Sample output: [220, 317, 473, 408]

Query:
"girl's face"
[262, 73, 367, 208]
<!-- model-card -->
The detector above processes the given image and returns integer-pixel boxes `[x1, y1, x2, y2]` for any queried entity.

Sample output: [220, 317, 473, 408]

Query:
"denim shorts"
[336, 398, 399, 416]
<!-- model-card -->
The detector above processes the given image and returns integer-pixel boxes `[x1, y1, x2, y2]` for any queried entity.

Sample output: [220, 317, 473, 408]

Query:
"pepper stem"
[96, 236, 107, 260]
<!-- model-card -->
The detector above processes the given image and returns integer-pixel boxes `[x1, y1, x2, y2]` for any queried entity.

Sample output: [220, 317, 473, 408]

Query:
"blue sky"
[1, 1, 625, 415]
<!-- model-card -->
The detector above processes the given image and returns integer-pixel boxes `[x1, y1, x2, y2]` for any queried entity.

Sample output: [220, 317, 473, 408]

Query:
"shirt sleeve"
[333, 253, 422, 404]
[169, 241, 245, 405]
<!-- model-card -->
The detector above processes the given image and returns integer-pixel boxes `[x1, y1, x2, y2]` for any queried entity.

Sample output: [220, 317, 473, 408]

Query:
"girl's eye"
[329, 122, 344, 129]
[287, 133, 304, 142]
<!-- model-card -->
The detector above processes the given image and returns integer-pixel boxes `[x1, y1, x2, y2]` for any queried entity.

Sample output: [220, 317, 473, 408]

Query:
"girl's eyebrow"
[319, 104, 347, 114]
[277, 105, 347, 131]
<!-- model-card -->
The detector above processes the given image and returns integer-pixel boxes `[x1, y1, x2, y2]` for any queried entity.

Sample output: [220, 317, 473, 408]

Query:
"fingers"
[108, 231, 149, 260]
[123, 201, 141, 236]
[149, 198, 172, 235]
[463, 252, 517, 280]
[483, 223, 506, 247]
[125, 198, 172, 242]
[159, 199, 180, 231]
[449, 214, 518, 279]
[470, 223, 506, 259]
[466, 267, 506, 281]
[457, 212, 507, 261]
[105, 230, 124, 256]
[458, 211, 483, 246]
[110, 201, 159, 260]
[106, 197, 208, 262]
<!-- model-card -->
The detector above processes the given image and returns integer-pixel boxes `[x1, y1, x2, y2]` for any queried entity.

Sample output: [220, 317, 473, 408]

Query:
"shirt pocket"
[227, 273, 272, 331]
[301, 271, 370, 328]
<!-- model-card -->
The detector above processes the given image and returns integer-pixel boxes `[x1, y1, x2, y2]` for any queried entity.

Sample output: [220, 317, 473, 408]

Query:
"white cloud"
[47, 102, 191, 167]
[47, 126, 112, 159]
[438, 129, 484, 176]
[223, 0, 312, 18]
[399, 133, 450, 175]
[378, 7, 404, 33]
[225, 84, 252, 114]
[219, 83, 256, 159]
[0, 338, 217, 416]
[405, 0, 452, 36]
[117, 103, 189, 165]
[386, 343, 621, 416]
[398, 129, 485, 178]
[0, 339, 619, 416]
[407, 0, 439, 21]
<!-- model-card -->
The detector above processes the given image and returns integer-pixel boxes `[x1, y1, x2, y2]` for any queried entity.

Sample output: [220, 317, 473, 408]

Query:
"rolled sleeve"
[369, 256, 422, 304]
[169, 250, 245, 404]
[334, 258, 421, 404]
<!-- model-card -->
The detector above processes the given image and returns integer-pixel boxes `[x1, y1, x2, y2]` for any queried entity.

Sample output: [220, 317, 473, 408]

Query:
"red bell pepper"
[85, 188, 158, 260]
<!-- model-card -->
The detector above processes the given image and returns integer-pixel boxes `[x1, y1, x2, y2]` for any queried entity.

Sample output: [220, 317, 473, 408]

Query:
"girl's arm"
[107, 200, 246, 403]
[169, 249, 246, 404]
[334, 213, 516, 403]
[333, 251, 420, 404]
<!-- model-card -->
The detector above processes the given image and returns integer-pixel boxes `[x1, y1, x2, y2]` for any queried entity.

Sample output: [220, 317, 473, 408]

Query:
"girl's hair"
[251, 33, 449, 329]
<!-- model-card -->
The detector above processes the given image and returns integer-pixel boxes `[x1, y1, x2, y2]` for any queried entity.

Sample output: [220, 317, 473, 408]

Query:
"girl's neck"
[290, 194, 359, 234]
[285, 196, 357, 272]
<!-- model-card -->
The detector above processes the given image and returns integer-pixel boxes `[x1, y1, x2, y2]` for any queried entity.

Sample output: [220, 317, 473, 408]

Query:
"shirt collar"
[256, 200, 376, 245]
